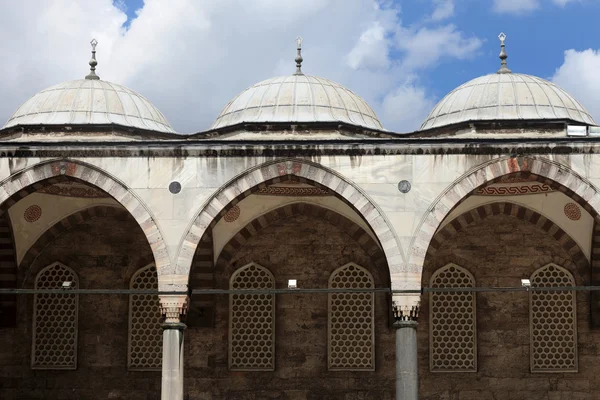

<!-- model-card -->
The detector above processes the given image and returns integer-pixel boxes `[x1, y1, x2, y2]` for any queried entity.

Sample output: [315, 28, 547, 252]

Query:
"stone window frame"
[328, 262, 375, 371]
[529, 262, 578, 373]
[31, 262, 79, 370]
[429, 263, 477, 373]
[128, 263, 162, 371]
[228, 262, 276, 371]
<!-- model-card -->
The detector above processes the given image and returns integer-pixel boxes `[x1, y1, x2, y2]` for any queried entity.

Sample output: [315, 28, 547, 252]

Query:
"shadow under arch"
[177, 158, 403, 289]
[0, 159, 169, 276]
[427, 201, 589, 277]
[409, 156, 599, 291]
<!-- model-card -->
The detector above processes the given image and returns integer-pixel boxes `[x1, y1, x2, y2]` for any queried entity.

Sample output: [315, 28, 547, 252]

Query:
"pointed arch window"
[128, 264, 162, 370]
[429, 263, 477, 372]
[229, 263, 275, 371]
[328, 263, 375, 371]
[530, 263, 577, 372]
[32, 262, 78, 369]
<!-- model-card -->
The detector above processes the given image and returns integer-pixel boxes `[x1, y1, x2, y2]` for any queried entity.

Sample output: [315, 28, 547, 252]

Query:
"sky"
[2, 0, 600, 134]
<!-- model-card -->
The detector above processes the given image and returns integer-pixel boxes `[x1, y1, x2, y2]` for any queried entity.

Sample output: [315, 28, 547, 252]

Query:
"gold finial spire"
[294, 36, 304, 75]
[497, 32, 512, 74]
[85, 38, 100, 80]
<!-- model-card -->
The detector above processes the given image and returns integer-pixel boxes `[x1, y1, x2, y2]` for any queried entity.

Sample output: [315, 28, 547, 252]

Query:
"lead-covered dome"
[4, 79, 175, 133]
[211, 75, 384, 131]
[420, 73, 595, 130]
[420, 33, 595, 131]
[3, 39, 174, 134]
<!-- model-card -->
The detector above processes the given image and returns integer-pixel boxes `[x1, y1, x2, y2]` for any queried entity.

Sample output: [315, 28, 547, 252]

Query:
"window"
[328, 263, 375, 371]
[429, 263, 477, 372]
[32, 262, 78, 369]
[530, 263, 577, 372]
[229, 263, 275, 370]
[128, 264, 162, 370]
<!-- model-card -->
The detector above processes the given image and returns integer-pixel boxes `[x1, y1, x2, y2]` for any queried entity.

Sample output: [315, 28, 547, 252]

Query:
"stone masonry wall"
[0, 214, 159, 400]
[186, 214, 395, 400]
[420, 214, 594, 400]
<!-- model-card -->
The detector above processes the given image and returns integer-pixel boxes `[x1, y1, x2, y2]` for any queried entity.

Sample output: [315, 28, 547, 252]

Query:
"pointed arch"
[429, 263, 477, 372]
[229, 262, 275, 371]
[428, 202, 589, 275]
[328, 262, 375, 371]
[410, 156, 600, 291]
[177, 159, 403, 288]
[32, 262, 79, 369]
[529, 263, 577, 372]
[0, 159, 169, 277]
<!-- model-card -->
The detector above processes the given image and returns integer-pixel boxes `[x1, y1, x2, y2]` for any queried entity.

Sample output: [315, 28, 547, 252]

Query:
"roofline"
[1, 136, 600, 157]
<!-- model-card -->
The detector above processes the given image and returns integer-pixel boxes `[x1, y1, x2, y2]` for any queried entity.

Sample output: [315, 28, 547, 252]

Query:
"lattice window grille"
[229, 263, 275, 371]
[32, 262, 78, 369]
[530, 263, 578, 373]
[328, 263, 375, 371]
[429, 263, 477, 372]
[128, 264, 162, 370]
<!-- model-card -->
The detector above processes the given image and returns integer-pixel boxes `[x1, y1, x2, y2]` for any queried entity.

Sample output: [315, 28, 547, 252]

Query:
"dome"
[211, 75, 384, 131]
[3, 79, 175, 133]
[420, 73, 595, 130]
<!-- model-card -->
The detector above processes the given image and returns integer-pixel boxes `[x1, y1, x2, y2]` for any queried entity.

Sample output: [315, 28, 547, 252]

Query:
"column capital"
[159, 294, 189, 323]
[392, 304, 420, 325]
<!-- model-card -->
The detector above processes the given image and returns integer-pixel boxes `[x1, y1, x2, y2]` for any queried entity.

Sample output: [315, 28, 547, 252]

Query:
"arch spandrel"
[0, 159, 170, 279]
[175, 158, 404, 292]
[409, 156, 600, 293]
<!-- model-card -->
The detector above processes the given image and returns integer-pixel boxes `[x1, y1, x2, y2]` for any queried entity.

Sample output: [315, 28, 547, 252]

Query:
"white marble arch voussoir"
[408, 155, 600, 291]
[0, 158, 170, 279]
[174, 158, 405, 290]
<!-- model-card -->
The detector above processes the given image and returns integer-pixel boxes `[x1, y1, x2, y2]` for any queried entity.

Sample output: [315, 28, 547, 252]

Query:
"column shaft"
[161, 323, 186, 400]
[394, 320, 418, 400]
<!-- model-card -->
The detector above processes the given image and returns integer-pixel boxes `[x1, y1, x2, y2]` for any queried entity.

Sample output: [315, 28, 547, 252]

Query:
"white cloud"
[430, 0, 454, 21]
[492, 0, 539, 13]
[395, 25, 482, 71]
[381, 78, 438, 131]
[347, 21, 390, 70]
[0, 0, 482, 133]
[552, 49, 600, 122]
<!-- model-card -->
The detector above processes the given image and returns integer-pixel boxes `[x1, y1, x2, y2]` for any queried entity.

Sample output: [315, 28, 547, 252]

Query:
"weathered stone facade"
[420, 214, 593, 399]
[3, 35, 600, 398]
[0, 214, 159, 400]
[186, 214, 395, 399]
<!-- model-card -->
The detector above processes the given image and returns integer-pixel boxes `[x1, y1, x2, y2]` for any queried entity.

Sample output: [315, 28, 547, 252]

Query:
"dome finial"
[294, 36, 304, 75]
[85, 38, 100, 80]
[497, 32, 512, 74]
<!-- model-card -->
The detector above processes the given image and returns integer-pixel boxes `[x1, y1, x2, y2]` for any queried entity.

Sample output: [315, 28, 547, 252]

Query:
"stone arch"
[178, 159, 402, 288]
[0, 159, 168, 277]
[409, 156, 600, 291]
[428, 202, 589, 275]
[187, 202, 390, 327]
[216, 203, 388, 272]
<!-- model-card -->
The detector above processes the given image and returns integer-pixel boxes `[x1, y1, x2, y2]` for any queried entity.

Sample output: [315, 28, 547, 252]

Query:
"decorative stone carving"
[564, 202, 581, 221]
[159, 295, 189, 324]
[229, 263, 275, 371]
[129, 264, 162, 370]
[32, 262, 78, 369]
[429, 264, 477, 372]
[24, 205, 42, 222]
[328, 263, 374, 371]
[530, 263, 577, 372]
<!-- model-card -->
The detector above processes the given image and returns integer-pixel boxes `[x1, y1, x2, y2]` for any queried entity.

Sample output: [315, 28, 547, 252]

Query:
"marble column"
[393, 304, 419, 400]
[160, 295, 189, 400]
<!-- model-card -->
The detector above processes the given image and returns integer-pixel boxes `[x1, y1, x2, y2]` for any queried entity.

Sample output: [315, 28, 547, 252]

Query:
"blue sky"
[114, 0, 600, 106]
[2, 0, 600, 133]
